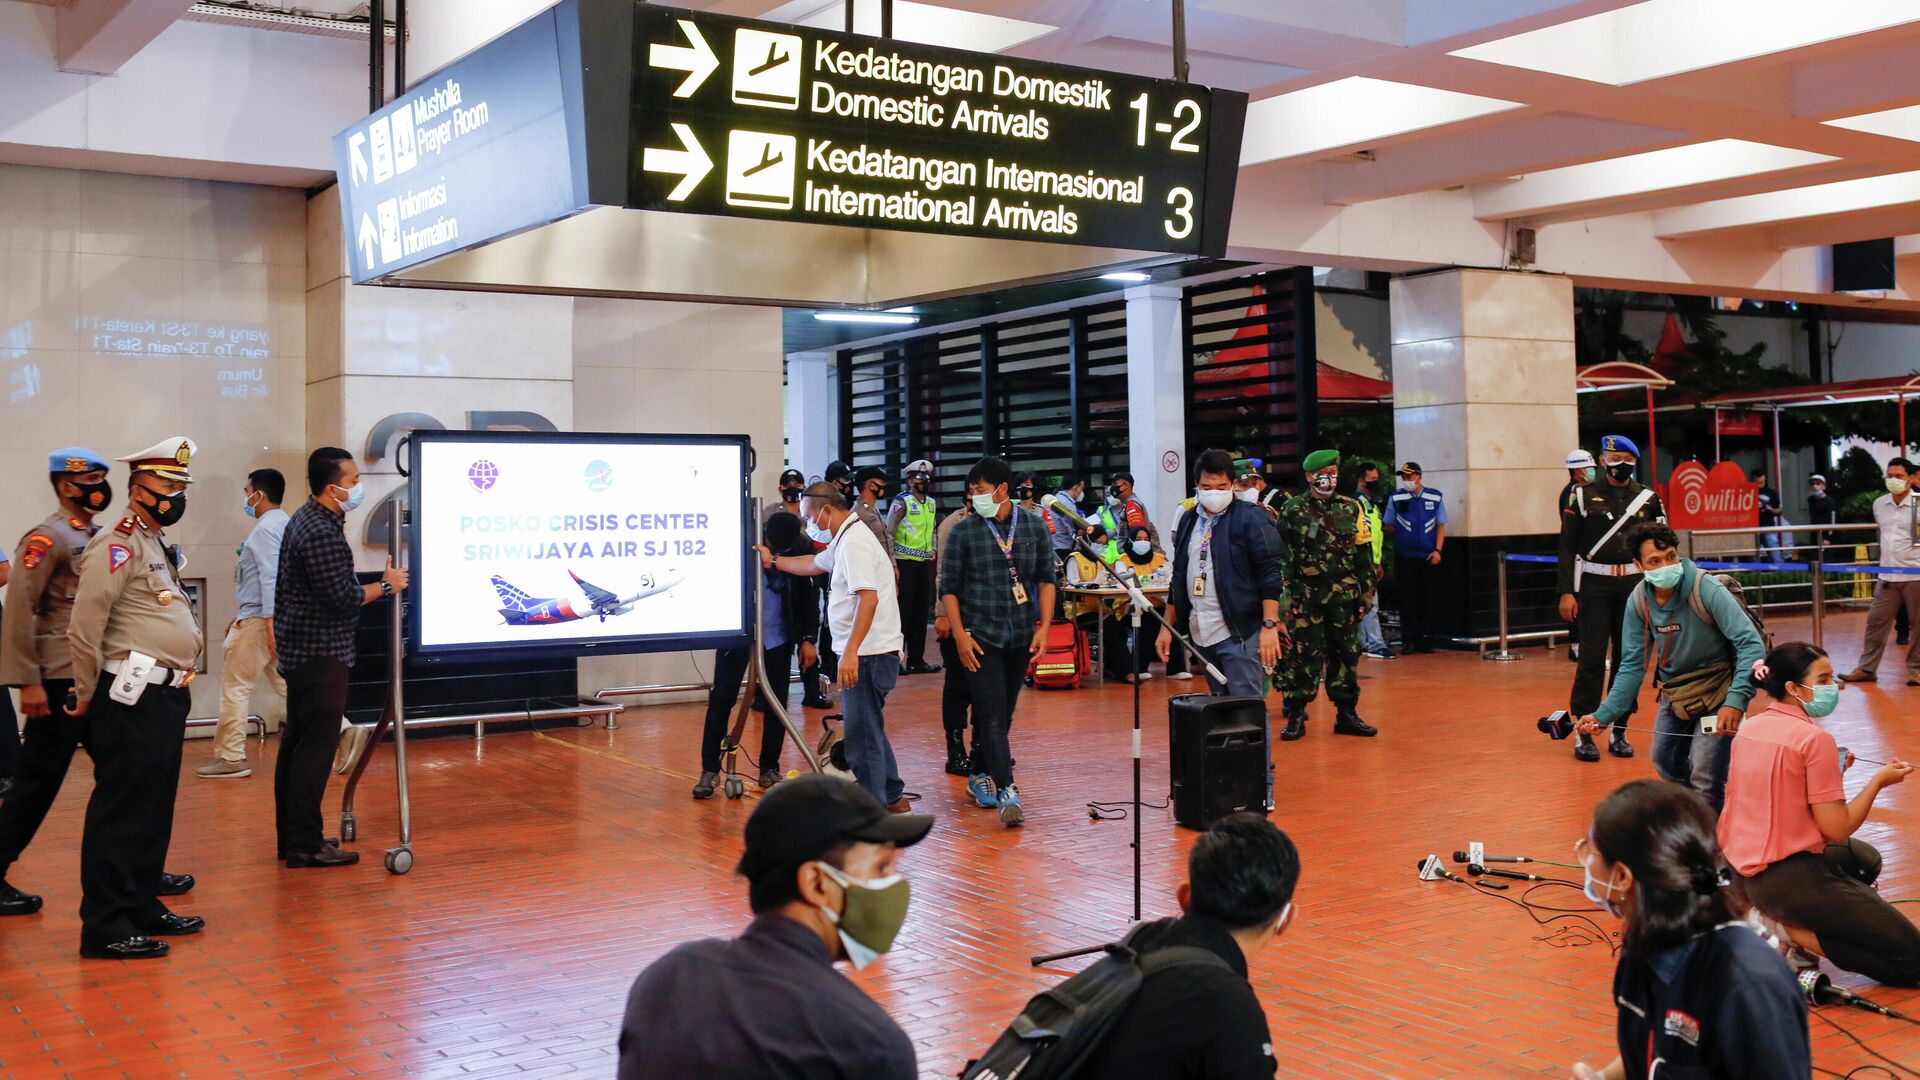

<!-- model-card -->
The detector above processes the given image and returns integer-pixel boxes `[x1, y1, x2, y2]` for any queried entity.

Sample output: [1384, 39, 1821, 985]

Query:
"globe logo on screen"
[584, 460, 613, 493]
[468, 460, 499, 492]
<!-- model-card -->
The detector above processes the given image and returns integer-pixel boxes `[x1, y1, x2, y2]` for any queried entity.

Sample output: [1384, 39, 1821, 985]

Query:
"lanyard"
[1196, 512, 1219, 575]
[982, 511, 1026, 587]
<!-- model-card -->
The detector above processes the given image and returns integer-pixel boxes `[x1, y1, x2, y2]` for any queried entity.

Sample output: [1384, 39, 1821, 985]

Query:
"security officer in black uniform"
[0, 447, 192, 917]
[1558, 434, 1666, 763]
[67, 436, 205, 959]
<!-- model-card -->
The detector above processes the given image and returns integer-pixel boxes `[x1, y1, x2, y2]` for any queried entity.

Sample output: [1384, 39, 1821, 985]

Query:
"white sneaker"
[1137, 671, 1155, 682]
[1167, 671, 1193, 681]
[195, 759, 252, 779]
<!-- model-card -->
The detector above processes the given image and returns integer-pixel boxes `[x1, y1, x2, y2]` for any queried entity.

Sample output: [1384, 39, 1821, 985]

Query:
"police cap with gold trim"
[117, 436, 196, 483]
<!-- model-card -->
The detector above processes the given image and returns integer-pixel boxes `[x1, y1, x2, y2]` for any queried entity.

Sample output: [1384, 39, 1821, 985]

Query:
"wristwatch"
[380, 580, 394, 596]
[1262, 618, 1280, 629]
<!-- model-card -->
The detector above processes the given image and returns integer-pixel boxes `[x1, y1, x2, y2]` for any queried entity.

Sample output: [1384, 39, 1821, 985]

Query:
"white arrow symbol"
[643, 123, 712, 201]
[357, 212, 378, 267]
[649, 19, 718, 98]
[349, 132, 369, 187]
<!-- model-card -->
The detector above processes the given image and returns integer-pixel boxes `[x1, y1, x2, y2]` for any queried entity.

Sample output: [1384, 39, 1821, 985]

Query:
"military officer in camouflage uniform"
[1274, 449, 1377, 741]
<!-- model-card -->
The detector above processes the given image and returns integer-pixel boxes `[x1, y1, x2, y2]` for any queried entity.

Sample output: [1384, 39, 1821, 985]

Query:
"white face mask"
[1195, 489, 1233, 513]
[1891, 476, 1912, 496]
[1235, 488, 1258, 503]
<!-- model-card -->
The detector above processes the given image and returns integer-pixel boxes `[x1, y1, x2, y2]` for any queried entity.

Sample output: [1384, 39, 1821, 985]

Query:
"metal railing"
[1488, 523, 1914, 658]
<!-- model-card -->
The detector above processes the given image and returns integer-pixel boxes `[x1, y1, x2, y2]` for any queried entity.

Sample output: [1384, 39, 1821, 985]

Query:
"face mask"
[1811, 486, 1825, 496]
[1311, 474, 1337, 495]
[1398, 477, 1416, 490]
[970, 492, 1002, 517]
[1195, 489, 1233, 513]
[815, 861, 911, 970]
[1129, 540, 1152, 557]
[1235, 488, 1258, 503]
[141, 487, 187, 528]
[334, 482, 366, 511]
[1014, 487, 1033, 502]
[1890, 477, 1911, 496]
[1792, 682, 1841, 718]
[242, 493, 258, 519]
[780, 487, 802, 503]
[1607, 462, 1636, 483]
[1364, 480, 1382, 495]
[71, 479, 113, 512]
[1641, 563, 1684, 590]
[1583, 862, 1625, 916]
[1580, 468, 1596, 484]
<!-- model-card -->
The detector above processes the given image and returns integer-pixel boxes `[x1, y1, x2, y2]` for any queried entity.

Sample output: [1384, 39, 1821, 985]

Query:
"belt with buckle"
[102, 658, 196, 687]
[1576, 558, 1638, 578]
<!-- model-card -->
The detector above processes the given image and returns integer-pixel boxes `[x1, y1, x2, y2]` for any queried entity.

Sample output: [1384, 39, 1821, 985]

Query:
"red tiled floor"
[1, 609, 1917, 1078]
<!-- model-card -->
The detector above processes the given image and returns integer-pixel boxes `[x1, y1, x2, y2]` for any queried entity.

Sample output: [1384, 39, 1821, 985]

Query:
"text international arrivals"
[805, 141, 1145, 203]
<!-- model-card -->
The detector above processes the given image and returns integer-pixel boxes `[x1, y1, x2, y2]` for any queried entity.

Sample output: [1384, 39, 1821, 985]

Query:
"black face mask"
[1607, 462, 1636, 483]
[139, 486, 187, 527]
[1363, 480, 1382, 495]
[70, 479, 113, 512]
[780, 486, 802, 503]
[1014, 486, 1033, 502]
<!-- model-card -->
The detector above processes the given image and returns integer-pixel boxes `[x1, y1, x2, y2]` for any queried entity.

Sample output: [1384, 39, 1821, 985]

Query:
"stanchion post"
[1811, 533, 1827, 650]
[1485, 551, 1522, 662]
[385, 497, 415, 874]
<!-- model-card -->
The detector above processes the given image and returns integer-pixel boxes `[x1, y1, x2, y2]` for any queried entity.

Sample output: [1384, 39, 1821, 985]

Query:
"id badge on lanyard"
[1193, 516, 1217, 598]
[985, 516, 1028, 605]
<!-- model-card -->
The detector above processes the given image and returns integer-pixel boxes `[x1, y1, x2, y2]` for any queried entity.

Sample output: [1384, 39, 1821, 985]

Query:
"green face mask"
[816, 861, 911, 969]
[1642, 562, 1684, 590]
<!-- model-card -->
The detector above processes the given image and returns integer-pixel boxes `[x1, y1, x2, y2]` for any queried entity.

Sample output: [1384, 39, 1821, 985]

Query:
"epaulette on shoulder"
[114, 516, 137, 536]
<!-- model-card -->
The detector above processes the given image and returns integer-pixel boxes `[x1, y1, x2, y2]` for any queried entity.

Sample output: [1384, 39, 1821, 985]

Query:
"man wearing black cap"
[618, 774, 932, 1079]
[852, 466, 897, 559]
[766, 467, 805, 524]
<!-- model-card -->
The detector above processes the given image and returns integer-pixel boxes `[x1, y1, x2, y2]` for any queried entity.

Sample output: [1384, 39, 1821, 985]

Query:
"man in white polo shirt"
[765, 482, 909, 811]
[1839, 457, 1920, 687]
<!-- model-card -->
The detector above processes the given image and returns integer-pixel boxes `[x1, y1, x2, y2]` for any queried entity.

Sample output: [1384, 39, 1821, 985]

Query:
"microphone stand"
[1030, 523, 1223, 967]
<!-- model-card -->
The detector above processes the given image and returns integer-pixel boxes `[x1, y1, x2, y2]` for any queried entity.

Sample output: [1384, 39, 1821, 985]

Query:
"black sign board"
[627, 6, 1245, 256]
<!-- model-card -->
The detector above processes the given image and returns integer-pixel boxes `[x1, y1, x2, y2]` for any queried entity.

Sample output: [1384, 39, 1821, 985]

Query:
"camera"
[1537, 710, 1574, 740]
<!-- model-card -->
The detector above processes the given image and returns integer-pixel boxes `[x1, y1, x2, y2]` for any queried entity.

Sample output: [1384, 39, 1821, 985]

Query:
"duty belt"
[1576, 558, 1639, 579]
[103, 657, 195, 687]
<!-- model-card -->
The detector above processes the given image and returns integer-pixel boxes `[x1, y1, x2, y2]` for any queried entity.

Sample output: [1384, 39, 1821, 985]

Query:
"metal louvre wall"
[837, 344, 908, 473]
[1183, 267, 1317, 485]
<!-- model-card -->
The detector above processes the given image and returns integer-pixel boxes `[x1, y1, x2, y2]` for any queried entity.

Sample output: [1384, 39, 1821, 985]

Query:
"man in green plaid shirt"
[940, 456, 1057, 827]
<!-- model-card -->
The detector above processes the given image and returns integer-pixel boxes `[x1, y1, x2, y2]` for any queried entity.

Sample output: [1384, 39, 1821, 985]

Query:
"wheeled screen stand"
[339, 497, 416, 874]
[718, 497, 822, 796]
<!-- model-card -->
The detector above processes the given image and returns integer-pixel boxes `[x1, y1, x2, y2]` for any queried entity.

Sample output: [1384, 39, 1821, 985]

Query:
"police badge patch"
[108, 544, 132, 573]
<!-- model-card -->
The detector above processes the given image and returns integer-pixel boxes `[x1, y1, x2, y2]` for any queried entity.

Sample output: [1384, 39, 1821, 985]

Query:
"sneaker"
[967, 773, 999, 809]
[1136, 671, 1154, 682]
[1166, 671, 1193, 681]
[1363, 649, 1396, 661]
[997, 785, 1024, 827]
[195, 759, 252, 779]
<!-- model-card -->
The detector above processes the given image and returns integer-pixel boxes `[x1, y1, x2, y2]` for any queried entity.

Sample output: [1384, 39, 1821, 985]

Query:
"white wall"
[0, 163, 308, 720]
[402, 0, 557, 82]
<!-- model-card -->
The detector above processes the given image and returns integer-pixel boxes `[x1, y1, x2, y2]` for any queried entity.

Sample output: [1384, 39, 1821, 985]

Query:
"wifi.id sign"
[1665, 461, 1758, 530]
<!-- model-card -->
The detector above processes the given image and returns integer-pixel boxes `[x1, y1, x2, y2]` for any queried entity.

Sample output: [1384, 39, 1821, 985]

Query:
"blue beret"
[48, 447, 109, 475]
[1599, 435, 1640, 458]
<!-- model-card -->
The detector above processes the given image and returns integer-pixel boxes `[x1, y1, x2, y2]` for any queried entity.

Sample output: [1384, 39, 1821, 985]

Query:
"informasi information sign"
[627, 5, 1246, 255]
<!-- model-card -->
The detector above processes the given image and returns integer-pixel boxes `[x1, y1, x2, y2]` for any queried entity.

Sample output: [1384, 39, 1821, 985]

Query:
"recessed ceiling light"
[813, 312, 921, 325]
[1100, 271, 1151, 282]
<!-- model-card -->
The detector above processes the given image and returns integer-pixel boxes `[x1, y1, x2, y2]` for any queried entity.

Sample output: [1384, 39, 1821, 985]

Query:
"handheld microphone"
[1418, 855, 1467, 884]
[1467, 864, 1549, 882]
[1453, 852, 1533, 864]
[1800, 971, 1907, 1018]
[1040, 494, 1102, 537]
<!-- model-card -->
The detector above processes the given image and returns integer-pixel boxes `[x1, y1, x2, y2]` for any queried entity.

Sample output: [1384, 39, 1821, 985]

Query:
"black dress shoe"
[801, 692, 832, 710]
[1574, 734, 1601, 762]
[81, 935, 169, 960]
[0, 881, 43, 916]
[286, 845, 360, 868]
[276, 838, 340, 860]
[905, 661, 942, 675]
[157, 872, 194, 897]
[141, 913, 204, 936]
[1608, 730, 1635, 758]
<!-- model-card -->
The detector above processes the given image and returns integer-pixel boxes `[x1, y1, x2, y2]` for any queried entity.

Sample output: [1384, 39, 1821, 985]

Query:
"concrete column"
[1389, 270, 1577, 537]
[785, 350, 833, 479]
[1125, 284, 1187, 533]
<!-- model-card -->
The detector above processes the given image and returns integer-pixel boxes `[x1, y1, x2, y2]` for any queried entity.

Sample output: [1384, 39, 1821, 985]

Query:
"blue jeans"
[841, 654, 903, 805]
[1196, 635, 1273, 808]
[1651, 698, 1732, 812]
[1359, 605, 1387, 654]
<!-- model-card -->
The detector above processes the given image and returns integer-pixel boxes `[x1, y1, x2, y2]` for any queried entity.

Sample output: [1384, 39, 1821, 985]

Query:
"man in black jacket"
[696, 512, 818, 797]
[1156, 449, 1287, 700]
[1076, 813, 1294, 1079]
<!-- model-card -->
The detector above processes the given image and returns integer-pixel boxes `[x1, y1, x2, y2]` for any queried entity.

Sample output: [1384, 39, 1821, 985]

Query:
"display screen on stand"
[406, 431, 753, 659]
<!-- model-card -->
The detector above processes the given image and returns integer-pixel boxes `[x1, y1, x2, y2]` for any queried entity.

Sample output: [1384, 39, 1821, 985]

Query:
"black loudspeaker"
[1834, 238, 1895, 293]
[1169, 694, 1268, 830]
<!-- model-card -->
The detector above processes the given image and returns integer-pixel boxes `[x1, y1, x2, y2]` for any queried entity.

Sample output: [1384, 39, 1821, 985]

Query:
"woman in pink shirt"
[1717, 642, 1920, 986]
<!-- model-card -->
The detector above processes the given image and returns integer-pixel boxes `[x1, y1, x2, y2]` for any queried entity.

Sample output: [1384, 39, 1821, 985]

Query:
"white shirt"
[1874, 491, 1920, 582]
[817, 514, 904, 656]
[1186, 508, 1230, 649]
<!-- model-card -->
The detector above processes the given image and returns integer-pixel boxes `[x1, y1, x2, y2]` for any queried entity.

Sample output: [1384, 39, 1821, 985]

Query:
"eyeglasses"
[1574, 836, 1593, 862]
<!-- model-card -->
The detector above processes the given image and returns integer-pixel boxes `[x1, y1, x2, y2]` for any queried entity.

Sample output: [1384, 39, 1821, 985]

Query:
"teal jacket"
[1593, 561, 1766, 725]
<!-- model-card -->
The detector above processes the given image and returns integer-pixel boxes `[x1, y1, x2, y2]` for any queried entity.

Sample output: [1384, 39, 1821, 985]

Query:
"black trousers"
[79, 684, 188, 947]
[804, 582, 836, 696]
[0, 682, 16, 782]
[277, 658, 349, 857]
[0, 678, 79, 880]
[1745, 841, 1920, 987]
[1094, 610, 1153, 680]
[897, 559, 935, 667]
[963, 642, 1027, 789]
[1395, 554, 1435, 651]
[699, 643, 793, 773]
[1570, 573, 1640, 724]
[937, 634, 971, 735]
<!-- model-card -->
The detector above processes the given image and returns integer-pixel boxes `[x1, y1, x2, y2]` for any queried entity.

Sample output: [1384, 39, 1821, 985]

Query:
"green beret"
[1302, 449, 1340, 472]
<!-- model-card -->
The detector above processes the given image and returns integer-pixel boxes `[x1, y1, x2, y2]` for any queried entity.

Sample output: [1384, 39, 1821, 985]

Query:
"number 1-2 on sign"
[1131, 94, 1204, 152]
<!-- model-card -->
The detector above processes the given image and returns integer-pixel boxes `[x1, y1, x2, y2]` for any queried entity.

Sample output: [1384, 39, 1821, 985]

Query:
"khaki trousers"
[213, 617, 285, 762]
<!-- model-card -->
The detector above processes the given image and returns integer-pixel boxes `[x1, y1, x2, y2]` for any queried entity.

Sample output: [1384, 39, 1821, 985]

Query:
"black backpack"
[959, 921, 1229, 1080]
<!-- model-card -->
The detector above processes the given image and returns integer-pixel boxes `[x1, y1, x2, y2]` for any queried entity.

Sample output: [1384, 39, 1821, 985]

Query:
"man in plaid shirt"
[940, 456, 1056, 827]
[273, 447, 407, 869]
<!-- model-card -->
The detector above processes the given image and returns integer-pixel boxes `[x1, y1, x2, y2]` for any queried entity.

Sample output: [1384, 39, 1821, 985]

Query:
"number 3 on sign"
[1164, 187, 1194, 240]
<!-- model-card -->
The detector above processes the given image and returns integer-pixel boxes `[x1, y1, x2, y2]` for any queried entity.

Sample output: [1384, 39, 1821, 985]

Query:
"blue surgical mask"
[1793, 682, 1841, 718]
[1130, 540, 1152, 557]
[970, 493, 1002, 517]
[336, 482, 365, 511]
[1583, 467, 1597, 483]
[1583, 863, 1624, 916]
[1641, 563, 1684, 590]
[242, 493, 258, 519]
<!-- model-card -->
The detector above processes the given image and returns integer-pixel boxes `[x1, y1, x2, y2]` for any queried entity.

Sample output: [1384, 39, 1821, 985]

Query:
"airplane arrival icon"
[491, 569, 684, 626]
[732, 28, 802, 109]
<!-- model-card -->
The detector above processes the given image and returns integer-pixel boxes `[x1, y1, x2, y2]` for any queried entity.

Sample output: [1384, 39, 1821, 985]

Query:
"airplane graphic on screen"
[491, 569, 684, 625]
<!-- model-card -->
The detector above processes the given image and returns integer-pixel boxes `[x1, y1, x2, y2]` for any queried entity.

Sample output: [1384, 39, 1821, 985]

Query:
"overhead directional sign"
[331, 3, 586, 284]
[627, 5, 1245, 256]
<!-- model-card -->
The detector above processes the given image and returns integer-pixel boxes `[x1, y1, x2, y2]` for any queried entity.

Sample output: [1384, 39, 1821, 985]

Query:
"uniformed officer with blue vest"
[1382, 462, 1447, 654]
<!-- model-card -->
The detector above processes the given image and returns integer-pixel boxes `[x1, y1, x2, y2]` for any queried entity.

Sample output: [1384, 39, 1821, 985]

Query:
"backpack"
[1630, 567, 1770, 650]
[1028, 621, 1090, 689]
[958, 922, 1229, 1080]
